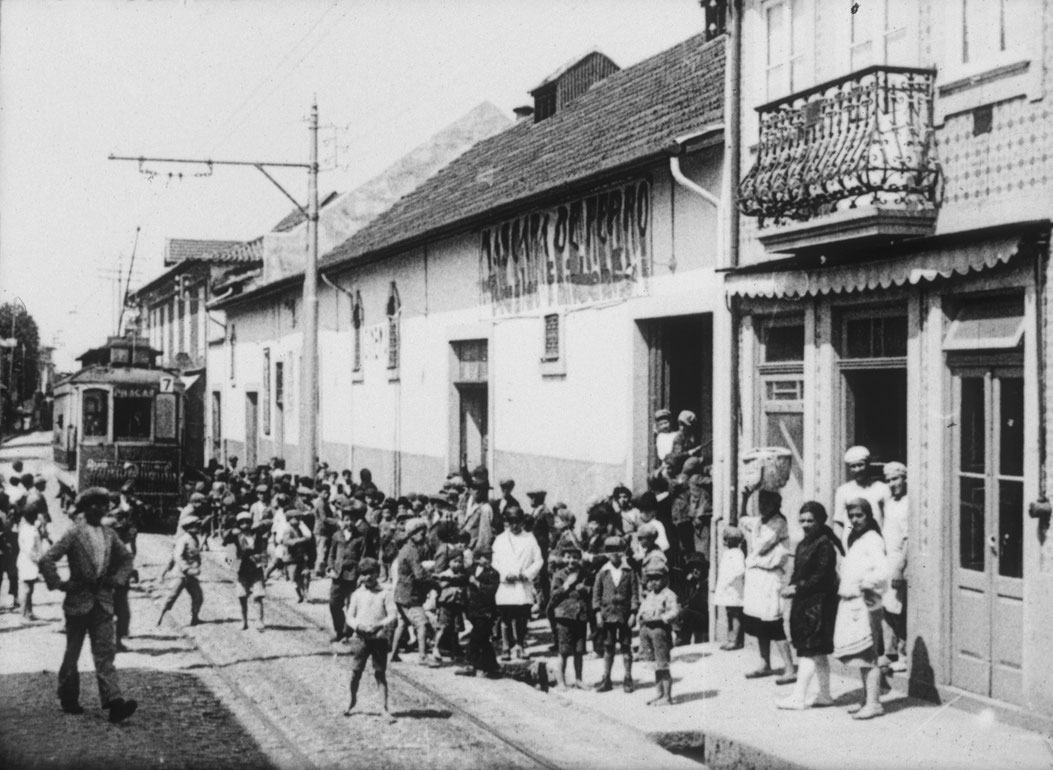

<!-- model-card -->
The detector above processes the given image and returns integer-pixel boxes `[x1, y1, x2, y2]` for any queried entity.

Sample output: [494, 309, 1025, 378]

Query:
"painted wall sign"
[480, 178, 651, 313]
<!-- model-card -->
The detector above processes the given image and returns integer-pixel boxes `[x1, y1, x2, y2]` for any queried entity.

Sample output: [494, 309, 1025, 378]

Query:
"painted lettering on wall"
[480, 178, 651, 313]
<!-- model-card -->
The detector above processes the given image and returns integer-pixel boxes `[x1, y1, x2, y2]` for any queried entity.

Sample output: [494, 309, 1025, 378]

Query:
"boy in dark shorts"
[549, 546, 589, 689]
[592, 536, 638, 693]
[223, 511, 269, 631]
[638, 565, 680, 706]
[344, 558, 397, 718]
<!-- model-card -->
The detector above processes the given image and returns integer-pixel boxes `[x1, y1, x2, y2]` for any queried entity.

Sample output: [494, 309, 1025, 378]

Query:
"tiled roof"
[201, 237, 264, 264]
[163, 238, 242, 266]
[321, 33, 724, 270]
[271, 192, 341, 233]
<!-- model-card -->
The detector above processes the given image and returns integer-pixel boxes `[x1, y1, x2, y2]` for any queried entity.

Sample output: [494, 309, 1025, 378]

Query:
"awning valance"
[725, 233, 1032, 300]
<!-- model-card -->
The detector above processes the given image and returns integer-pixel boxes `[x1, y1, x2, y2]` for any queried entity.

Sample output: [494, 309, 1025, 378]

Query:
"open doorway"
[843, 369, 907, 466]
[640, 314, 713, 470]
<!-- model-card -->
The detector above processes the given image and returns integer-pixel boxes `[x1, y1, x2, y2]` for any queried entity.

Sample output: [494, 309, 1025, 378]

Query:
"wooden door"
[950, 367, 1025, 704]
[245, 392, 259, 470]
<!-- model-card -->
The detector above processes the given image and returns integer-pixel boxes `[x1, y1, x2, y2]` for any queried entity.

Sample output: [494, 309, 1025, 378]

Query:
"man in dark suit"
[39, 487, 137, 722]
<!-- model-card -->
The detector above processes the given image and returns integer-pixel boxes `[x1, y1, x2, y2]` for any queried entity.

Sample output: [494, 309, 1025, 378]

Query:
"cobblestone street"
[0, 439, 692, 770]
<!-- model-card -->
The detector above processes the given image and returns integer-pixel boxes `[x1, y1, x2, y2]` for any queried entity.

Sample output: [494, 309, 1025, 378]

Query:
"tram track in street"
[147, 533, 557, 770]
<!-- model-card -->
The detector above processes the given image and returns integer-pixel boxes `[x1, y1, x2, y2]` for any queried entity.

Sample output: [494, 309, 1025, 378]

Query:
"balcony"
[739, 66, 941, 254]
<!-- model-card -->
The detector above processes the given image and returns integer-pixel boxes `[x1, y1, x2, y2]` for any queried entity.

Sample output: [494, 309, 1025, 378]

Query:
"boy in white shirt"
[344, 557, 397, 719]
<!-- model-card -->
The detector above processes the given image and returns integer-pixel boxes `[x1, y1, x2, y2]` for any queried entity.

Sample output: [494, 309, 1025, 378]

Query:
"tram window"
[155, 393, 177, 440]
[114, 397, 152, 440]
[83, 389, 108, 438]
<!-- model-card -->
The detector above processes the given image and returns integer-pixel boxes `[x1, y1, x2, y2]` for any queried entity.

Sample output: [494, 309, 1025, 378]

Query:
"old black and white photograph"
[1, 0, 1052, 767]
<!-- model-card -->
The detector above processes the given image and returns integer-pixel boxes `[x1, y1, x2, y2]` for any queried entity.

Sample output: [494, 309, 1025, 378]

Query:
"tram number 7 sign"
[159, 377, 174, 393]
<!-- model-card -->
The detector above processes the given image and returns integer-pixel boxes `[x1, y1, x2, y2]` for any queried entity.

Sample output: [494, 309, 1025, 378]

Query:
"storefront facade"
[729, 0, 1053, 724]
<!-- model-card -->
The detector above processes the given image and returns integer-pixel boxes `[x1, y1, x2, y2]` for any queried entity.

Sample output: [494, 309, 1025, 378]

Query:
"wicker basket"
[740, 447, 793, 491]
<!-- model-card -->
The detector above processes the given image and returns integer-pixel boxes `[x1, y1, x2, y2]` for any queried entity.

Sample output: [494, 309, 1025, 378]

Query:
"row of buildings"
[128, 0, 1053, 729]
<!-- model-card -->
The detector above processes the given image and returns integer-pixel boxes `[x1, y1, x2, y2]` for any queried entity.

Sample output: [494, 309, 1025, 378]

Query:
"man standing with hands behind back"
[38, 487, 138, 723]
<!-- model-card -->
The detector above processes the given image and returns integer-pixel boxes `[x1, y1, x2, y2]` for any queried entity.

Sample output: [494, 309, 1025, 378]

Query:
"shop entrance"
[950, 366, 1025, 704]
[842, 369, 908, 466]
[641, 314, 712, 470]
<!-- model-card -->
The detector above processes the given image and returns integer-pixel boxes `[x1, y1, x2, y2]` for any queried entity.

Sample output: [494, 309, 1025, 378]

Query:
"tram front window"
[114, 396, 152, 440]
[83, 389, 108, 438]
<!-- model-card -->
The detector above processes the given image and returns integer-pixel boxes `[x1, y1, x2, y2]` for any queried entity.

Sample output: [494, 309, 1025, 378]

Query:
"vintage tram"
[52, 336, 185, 531]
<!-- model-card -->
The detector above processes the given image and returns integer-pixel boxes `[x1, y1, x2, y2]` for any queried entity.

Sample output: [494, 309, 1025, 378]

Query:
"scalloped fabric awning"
[725, 235, 1027, 299]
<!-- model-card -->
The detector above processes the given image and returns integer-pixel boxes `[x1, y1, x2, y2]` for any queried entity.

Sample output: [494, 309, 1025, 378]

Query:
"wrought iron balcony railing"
[738, 66, 941, 228]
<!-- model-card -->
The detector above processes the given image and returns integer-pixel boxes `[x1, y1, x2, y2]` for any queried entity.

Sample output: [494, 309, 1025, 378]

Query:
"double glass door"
[950, 366, 1024, 704]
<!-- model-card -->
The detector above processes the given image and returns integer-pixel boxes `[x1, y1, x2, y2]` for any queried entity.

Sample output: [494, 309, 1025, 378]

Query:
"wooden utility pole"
[110, 101, 321, 473]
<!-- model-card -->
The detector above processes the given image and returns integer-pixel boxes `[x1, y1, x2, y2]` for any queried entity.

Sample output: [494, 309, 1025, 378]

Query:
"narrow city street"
[0, 435, 695, 770]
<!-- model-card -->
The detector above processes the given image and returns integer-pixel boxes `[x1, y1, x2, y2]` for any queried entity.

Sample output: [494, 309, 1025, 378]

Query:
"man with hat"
[832, 446, 891, 543]
[492, 506, 543, 661]
[525, 489, 553, 616]
[494, 478, 520, 520]
[158, 510, 205, 627]
[313, 485, 339, 578]
[881, 461, 910, 672]
[223, 511, 269, 631]
[460, 480, 494, 553]
[39, 487, 137, 722]
[591, 535, 638, 693]
[392, 517, 438, 666]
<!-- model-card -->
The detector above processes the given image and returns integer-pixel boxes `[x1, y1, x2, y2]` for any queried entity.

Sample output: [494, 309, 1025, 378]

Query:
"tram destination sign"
[114, 386, 156, 399]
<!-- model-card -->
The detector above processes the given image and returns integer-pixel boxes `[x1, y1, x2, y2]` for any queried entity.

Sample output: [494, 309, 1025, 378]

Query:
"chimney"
[513, 105, 534, 123]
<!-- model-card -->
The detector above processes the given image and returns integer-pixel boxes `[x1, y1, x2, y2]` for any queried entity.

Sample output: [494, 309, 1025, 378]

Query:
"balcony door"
[950, 366, 1024, 705]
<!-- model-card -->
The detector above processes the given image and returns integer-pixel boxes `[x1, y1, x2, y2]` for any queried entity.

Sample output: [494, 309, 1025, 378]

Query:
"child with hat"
[456, 545, 501, 679]
[714, 526, 746, 650]
[549, 546, 590, 689]
[591, 536, 639, 693]
[223, 511, 269, 631]
[637, 565, 680, 706]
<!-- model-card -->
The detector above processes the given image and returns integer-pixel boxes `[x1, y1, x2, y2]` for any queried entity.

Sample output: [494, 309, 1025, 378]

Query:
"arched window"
[386, 283, 401, 371]
[352, 291, 364, 373]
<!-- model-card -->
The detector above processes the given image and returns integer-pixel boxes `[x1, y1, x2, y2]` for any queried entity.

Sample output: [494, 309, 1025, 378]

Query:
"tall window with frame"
[352, 291, 364, 376]
[262, 348, 271, 436]
[838, 306, 908, 469]
[849, 0, 914, 70]
[386, 283, 401, 373]
[757, 316, 806, 494]
[764, 0, 811, 101]
[228, 323, 236, 383]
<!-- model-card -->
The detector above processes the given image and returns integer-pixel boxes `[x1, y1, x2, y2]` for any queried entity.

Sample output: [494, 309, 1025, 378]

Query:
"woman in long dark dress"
[777, 501, 842, 710]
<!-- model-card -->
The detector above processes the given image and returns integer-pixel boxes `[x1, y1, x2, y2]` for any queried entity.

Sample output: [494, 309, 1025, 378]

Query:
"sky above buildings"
[0, 0, 705, 370]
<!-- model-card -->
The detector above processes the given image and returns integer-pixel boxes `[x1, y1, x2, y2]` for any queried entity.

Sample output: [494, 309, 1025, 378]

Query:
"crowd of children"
[162, 446, 720, 711]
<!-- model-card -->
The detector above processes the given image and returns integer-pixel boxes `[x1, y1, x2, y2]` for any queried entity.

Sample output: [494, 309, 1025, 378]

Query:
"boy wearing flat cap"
[637, 565, 680, 706]
[592, 536, 638, 693]
[223, 511, 269, 631]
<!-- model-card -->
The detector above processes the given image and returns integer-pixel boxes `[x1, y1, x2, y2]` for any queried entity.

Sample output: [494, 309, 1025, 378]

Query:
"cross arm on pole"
[254, 165, 308, 219]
